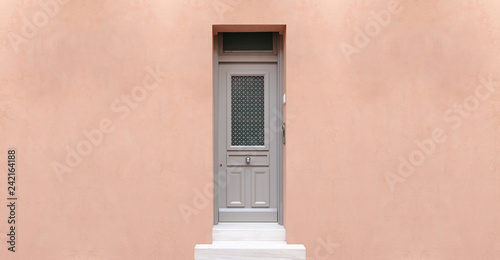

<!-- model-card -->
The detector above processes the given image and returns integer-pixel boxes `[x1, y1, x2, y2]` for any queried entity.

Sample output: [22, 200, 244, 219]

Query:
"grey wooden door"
[217, 63, 279, 222]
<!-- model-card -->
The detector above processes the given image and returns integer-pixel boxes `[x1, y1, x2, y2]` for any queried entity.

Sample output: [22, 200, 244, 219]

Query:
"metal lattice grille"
[231, 76, 265, 146]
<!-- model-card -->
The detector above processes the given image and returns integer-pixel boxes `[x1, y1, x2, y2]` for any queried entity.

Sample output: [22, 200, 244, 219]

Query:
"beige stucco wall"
[1, 0, 500, 259]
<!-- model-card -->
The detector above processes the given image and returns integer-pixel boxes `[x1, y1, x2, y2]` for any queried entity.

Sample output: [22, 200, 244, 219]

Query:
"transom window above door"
[222, 32, 274, 52]
[219, 32, 277, 55]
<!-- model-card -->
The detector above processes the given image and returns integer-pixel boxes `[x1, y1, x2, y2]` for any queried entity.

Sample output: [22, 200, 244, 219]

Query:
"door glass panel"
[231, 76, 265, 146]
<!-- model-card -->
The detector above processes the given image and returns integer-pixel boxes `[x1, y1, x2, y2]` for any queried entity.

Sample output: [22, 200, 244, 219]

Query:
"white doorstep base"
[195, 223, 306, 260]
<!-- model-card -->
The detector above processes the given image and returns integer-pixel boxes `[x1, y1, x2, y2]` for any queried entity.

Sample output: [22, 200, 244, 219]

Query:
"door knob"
[246, 157, 251, 163]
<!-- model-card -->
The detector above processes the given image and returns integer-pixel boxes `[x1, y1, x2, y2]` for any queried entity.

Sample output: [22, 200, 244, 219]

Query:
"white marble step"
[213, 223, 286, 241]
[195, 241, 306, 260]
[195, 223, 306, 260]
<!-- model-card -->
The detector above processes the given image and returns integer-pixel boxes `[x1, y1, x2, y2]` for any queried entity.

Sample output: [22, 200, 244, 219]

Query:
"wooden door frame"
[213, 28, 284, 225]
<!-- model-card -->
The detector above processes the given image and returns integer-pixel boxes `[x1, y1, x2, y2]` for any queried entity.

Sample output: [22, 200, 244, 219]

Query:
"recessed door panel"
[226, 153, 269, 166]
[252, 168, 270, 207]
[226, 168, 245, 207]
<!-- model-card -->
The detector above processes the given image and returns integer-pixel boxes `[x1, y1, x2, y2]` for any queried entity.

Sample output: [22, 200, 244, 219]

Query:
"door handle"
[282, 123, 286, 144]
[246, 157, 251, 163]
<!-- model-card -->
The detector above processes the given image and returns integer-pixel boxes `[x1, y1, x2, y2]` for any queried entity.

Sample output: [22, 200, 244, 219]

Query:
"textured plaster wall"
[1, 0, 500, 259]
